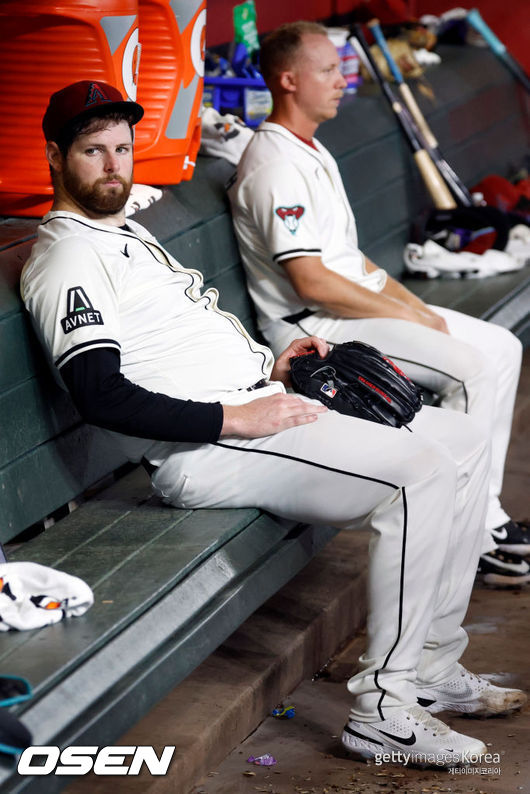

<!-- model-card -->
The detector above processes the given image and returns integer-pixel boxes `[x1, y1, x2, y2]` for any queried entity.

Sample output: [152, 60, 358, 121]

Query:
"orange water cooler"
[0, 0, 139, 217]
[134, 0, 206, 184]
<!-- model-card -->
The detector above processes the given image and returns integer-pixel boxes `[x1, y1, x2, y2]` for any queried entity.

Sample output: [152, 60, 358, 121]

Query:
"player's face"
[61, 120, 134, 216]
[292, 34, 347, 123]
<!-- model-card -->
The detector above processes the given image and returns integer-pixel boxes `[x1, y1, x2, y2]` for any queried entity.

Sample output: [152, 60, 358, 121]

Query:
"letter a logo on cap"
[85, 82, 111, 107]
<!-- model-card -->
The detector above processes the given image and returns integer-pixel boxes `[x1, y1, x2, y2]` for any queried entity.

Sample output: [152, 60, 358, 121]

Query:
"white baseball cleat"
[341, 704, 487, 766]
[417, 665, 527, 717]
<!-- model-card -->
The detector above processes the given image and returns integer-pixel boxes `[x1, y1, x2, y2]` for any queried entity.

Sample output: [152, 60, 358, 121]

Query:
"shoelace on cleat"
[458, 668, 488, 692]
[405, 705, 452, 737]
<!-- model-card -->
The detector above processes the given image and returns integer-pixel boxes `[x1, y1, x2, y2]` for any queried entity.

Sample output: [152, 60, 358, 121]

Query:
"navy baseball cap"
[42, 80, 144, 142]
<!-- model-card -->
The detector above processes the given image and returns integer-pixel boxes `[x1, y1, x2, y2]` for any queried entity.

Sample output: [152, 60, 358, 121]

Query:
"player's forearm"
[284, 256, 444, 326]
[61, 348, 223, 443]
[360, 255, 429, 314]
[382, 274, 428, 311]
[296, 272, 421, 322]
[382, 275, 449, 332]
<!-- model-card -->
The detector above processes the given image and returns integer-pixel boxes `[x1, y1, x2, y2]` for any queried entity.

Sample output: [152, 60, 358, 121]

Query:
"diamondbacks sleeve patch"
[60, 287, 104, 334]
[275, 205, 305, 235]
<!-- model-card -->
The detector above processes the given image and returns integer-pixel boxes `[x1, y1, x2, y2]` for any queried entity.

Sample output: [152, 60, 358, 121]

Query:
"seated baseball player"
[22, 80, 525, 767]
[227, 21, 529, 587]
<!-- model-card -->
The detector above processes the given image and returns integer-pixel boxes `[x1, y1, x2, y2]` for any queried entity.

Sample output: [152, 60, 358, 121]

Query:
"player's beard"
[62, 165, 132, 216]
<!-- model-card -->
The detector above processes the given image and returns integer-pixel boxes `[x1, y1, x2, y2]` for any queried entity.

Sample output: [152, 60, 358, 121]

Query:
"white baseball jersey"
[228, 121, 387, 329]
[22, 211, 274, 459]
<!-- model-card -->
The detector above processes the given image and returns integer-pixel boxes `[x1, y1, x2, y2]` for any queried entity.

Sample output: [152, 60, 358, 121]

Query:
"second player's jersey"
[228, 122, 387, 329]
[22, 212, 274, 408]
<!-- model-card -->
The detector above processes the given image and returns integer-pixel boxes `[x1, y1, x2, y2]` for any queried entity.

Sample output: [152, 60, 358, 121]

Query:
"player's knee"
[457, 414, 491, 465]
[441, 411, 491, 471]
[500, 326, 523, 370]
[481, 325, 522, 378]
[432, 340, 490, 393]
[414, 413, 488, 484]
[453, 347, 497, 398]
[464, 346, 490, 380]
[402, 437, 458, 490]
[431, 445, 459, 481]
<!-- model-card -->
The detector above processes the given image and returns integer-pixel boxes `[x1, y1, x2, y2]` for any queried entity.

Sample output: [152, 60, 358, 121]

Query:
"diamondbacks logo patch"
[275, 205, 305, 235]
[61, 287, 103, 334]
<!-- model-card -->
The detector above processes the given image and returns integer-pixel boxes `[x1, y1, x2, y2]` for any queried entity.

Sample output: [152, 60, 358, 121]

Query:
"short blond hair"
[260, 21, 328, 85]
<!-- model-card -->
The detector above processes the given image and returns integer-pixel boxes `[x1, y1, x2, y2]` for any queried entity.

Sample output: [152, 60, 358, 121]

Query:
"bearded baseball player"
[22, 80, 525, 766]
[228, 21, 529, 587]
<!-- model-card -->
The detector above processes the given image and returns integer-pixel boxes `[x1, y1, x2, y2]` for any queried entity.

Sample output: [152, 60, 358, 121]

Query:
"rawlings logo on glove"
[290, 340, 423, 428]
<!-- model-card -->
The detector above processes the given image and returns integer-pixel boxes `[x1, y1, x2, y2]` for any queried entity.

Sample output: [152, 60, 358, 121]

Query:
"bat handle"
[398, 83, 437, 150]
[368, 19, 439, 151]
[413, 150, 457, 210]
[467, 8, 530, 93]
[467, 9, 506, 56]
[367, 19, 404, 85]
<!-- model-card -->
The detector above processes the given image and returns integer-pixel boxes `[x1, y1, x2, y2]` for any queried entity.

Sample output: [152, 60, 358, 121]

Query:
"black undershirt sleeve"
[60, 348, 224, 443]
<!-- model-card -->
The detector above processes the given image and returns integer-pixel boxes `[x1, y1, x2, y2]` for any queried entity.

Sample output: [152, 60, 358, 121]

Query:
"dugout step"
[64, 529, 370, 794]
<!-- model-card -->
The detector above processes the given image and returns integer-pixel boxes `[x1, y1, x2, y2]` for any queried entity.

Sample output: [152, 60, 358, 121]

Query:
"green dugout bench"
[0, 43, 528, 793]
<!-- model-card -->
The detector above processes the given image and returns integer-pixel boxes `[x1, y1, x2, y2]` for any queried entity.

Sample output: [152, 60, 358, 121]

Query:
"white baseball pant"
[262, 304, 522, 540]
[150, 397, 489, 722]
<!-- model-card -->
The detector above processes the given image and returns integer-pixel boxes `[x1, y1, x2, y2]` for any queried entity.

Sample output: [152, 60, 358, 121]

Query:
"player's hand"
[220, 393, 327, 439]
[271, 336, 330, 386]
[417, 309, 450, 335]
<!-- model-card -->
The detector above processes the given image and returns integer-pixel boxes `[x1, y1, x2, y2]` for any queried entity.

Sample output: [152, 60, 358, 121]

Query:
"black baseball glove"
[289, 340, 423, 427]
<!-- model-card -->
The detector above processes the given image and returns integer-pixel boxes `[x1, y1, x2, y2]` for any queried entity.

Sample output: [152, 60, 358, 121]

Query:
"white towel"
[125, 183, 164, 216]
[199, 107, 254, 165]
[404, 239, 522, 279]
[0, 562, 93, 631]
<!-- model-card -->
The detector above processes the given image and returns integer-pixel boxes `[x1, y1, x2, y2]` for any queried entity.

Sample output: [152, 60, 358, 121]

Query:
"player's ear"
[46, 141, 64, 174]
[278, 69, 298, 94]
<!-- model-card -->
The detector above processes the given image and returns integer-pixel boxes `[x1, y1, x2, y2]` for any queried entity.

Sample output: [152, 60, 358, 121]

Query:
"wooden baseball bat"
[467, 9, 530, 94]
[351, 25, 457, 210]
[367, 18, 474, 207]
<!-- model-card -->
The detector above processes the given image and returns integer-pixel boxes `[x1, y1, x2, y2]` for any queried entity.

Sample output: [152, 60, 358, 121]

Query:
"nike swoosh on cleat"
[343, 724, 384, 746]
[483, 556, 529, 573]
[417, 696, 436, 707]
[378, 729, 417, 746]
[419, 684, 475, 703]
[448, 685, 475, 700]
[490, 527, 508, 540]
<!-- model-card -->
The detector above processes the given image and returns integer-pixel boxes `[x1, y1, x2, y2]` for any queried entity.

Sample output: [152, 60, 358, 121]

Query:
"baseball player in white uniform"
[228, 22, 528, 585]
[22, 80, 525, 766]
